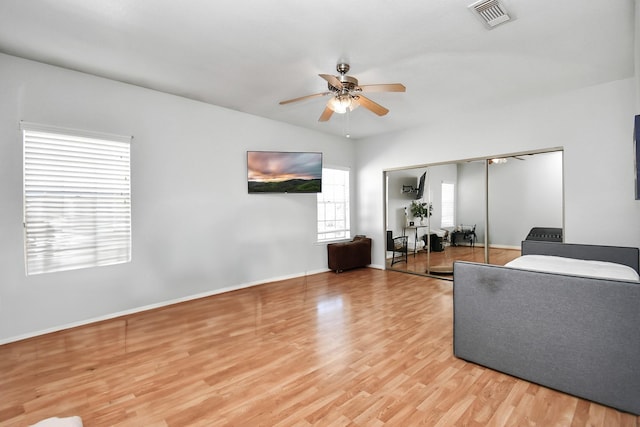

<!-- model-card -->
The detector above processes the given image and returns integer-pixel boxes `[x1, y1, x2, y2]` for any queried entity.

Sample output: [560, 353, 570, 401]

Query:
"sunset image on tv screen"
[247, 151, 322, 193]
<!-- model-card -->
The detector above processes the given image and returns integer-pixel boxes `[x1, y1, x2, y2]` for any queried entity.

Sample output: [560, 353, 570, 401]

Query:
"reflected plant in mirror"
[410, 200, 432, 219]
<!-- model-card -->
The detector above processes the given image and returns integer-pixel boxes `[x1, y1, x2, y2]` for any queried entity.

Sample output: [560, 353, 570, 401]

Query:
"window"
[441, 182, 455, 228]
[21, 122, 132, 275]
[317, 167, 350, 242]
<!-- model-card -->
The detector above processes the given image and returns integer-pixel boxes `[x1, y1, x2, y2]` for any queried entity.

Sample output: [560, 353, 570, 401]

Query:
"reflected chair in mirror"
[386, 230, 408, 265]
[451, 224, 477, 247]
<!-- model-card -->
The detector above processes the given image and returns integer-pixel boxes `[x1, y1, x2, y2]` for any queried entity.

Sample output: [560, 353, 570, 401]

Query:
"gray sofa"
[453, 241, 640, 415]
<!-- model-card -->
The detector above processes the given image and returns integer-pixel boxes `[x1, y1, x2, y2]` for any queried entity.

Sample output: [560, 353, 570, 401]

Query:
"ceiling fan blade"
[358, 83, 406, 93]
[355, 95, 389, 116]
[318, 105, 334, 122]
[319, 74, 343, 90]
[279, 92, 330, 105]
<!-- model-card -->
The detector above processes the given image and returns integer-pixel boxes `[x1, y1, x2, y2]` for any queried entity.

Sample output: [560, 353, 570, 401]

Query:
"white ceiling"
[0, 0, 634, 139]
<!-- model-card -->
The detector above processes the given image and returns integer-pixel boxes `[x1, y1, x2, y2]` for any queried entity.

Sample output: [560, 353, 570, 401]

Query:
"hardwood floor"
[1, 269, 637, 426]
[386, 245, 521, 278]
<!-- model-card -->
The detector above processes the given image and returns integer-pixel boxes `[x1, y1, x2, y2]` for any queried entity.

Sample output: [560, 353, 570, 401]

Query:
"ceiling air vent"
[469, 0, 511, 29]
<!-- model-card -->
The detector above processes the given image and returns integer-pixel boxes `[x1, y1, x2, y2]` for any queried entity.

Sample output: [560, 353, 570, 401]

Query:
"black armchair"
[386, 230, 408, 265]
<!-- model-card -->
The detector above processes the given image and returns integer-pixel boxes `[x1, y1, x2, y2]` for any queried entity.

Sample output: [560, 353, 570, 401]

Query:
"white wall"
[0, 53, 355, 343]
[356, 78, 640, 268]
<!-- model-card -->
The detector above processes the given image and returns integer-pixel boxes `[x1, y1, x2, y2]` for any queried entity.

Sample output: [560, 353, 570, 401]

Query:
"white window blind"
[21, 122, 132, 275]
[317, 167, 350, 242]
[441, 182, 455, 228]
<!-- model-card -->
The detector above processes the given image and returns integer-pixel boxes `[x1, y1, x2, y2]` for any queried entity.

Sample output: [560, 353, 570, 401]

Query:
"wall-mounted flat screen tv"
[247, 151, 322, 193]
[416, 171, 426, 199]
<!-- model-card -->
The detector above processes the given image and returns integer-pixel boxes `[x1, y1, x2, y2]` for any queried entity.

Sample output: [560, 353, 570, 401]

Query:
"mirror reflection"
[385, 150, 563, 279]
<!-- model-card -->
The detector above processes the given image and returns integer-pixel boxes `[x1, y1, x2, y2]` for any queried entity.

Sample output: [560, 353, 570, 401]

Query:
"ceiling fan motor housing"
[327, 63, 359, 93]
[336, 63, 350, 74]
[328, 75, 358, 92]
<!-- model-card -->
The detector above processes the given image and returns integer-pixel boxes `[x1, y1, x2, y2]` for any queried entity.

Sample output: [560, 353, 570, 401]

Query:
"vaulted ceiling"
[0, 0, 634, 139]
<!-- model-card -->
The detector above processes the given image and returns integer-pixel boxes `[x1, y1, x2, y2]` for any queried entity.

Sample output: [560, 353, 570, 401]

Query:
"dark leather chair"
[327, 236, 372, 273]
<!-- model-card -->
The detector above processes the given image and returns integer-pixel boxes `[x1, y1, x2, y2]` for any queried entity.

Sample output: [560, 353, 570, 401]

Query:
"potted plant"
[410, 200, 432, 225]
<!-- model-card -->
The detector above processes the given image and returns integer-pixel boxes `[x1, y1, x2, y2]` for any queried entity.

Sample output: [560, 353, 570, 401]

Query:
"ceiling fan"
[489, 155, 527, 164]
[279, 63, 406, 122]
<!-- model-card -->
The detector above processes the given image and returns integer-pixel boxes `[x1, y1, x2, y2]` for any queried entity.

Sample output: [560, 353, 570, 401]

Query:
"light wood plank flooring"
[387, 245, 521, 278]
[1, 269, 637, 426]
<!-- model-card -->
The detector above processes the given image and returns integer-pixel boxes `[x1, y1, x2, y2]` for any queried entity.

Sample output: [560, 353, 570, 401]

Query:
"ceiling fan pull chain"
[344, 109, 351, 138]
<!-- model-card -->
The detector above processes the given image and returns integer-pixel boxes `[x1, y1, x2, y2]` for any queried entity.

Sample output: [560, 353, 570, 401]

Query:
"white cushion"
[506, 255, 640, 281]
[30, 416, 83, 427]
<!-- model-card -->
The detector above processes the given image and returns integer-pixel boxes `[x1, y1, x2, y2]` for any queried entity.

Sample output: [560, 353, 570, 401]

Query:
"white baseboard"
[488, 244, 521, 250]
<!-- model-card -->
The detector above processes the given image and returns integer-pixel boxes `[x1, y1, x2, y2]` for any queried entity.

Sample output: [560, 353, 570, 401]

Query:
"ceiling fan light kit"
[279, 63, 406, 123]
[329, 94, 358, 114]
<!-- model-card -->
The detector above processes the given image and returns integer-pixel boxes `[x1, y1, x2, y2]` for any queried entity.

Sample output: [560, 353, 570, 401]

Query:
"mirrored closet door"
[384, 150, 563, 279]
[486, 151, 564, 265]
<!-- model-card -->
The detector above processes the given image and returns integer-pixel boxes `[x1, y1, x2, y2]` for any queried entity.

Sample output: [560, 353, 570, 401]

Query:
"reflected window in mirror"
[441, 182, 455, 228]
